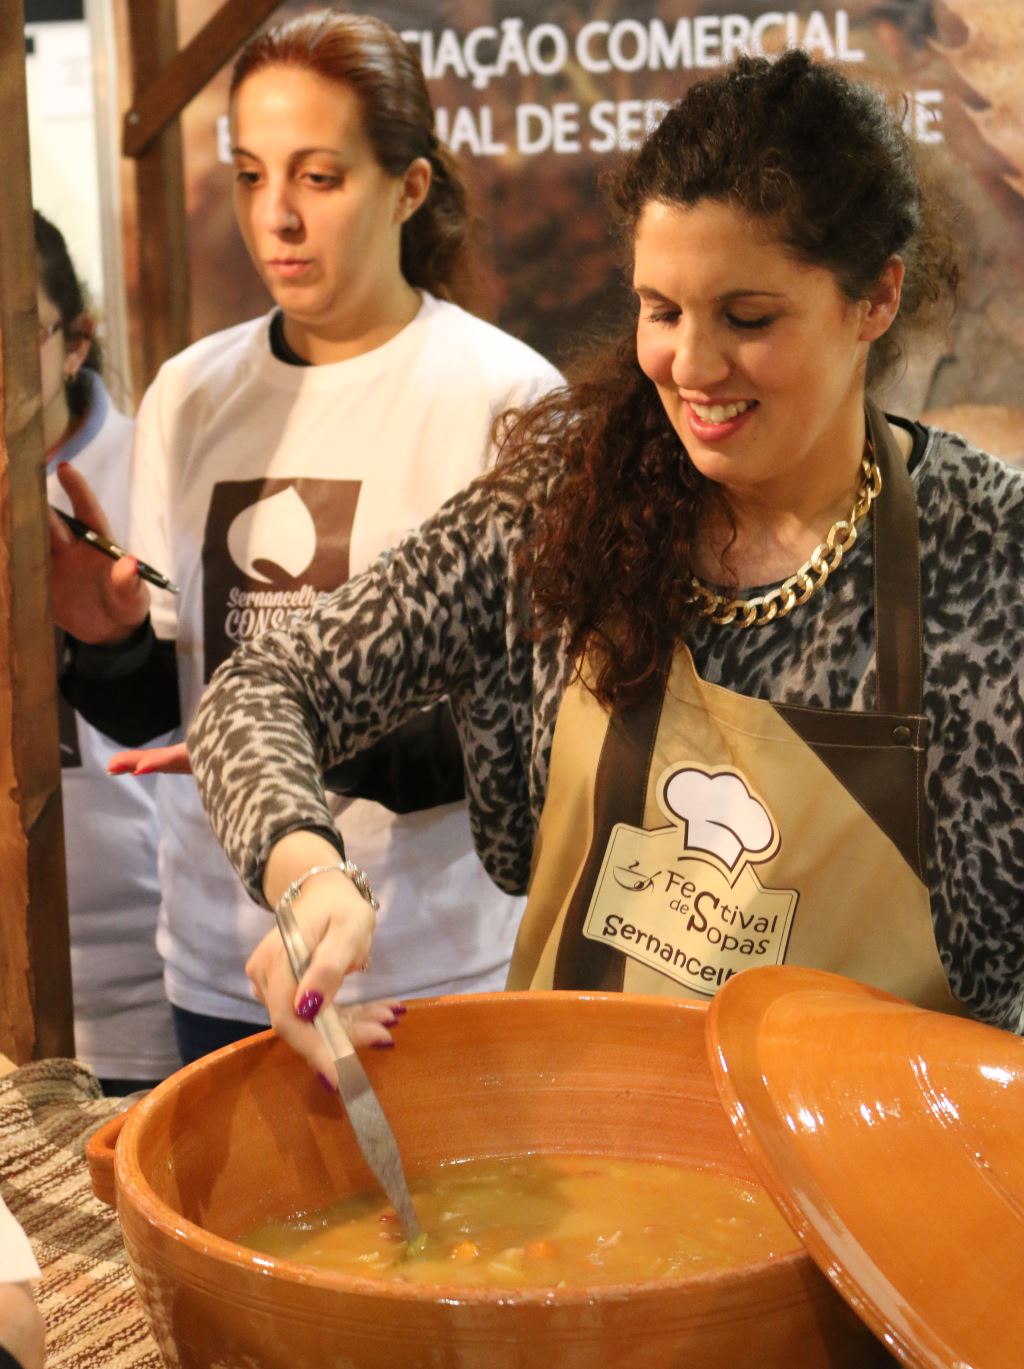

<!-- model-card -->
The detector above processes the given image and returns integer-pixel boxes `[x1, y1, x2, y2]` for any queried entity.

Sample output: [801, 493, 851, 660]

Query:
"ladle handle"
[274, 902, 423, 1244]
[274, 902, 356, 1060]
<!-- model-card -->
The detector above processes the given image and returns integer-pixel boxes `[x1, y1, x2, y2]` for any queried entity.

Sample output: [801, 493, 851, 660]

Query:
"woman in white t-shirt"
[36, 210, 180, 1093]
[51, 11, 562, 1064]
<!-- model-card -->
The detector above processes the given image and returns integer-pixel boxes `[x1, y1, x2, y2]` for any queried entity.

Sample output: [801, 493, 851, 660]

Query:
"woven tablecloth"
[0, 1060, 162, 1367]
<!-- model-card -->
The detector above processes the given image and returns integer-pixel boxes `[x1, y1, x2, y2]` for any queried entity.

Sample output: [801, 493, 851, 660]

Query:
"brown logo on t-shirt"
[202, 477, 361, 680]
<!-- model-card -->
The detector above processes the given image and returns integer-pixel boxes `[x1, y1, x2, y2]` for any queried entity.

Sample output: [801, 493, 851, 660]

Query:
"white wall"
[25, 19, 104, 304]
[24, 8, 130, 408]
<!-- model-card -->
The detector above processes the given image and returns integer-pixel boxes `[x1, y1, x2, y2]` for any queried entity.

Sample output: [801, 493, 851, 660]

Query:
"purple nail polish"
[371, 1039, 395, 1050]
[296, 990, 324, 1021]
[391, 1004, 407, 1016]
[317, 1071, 336, 1094]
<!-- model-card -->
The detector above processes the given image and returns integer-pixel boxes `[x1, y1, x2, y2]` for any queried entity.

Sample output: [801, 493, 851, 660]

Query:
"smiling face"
[633, 198, 899, 510]
[230, 65, 422, 346]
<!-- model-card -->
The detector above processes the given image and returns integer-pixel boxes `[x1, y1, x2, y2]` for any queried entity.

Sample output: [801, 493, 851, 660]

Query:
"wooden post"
[122, 0, 282, 159]
[0, 0, 74, 1062]
[116, 0, 280, 401]
[117, 0, 192, 403]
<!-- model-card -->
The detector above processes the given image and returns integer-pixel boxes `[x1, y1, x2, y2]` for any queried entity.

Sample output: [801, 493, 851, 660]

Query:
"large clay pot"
[88, 992, 883, 1368]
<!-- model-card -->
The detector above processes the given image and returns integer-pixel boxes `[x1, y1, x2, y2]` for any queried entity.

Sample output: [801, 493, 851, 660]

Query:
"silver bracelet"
[275, 860, 379, 916]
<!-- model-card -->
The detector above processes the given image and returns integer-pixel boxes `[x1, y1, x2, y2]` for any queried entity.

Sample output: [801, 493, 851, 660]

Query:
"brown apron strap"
[552, 675, 665, 990]
[774, 404, 929, 878]
[866, 399, 924, 717]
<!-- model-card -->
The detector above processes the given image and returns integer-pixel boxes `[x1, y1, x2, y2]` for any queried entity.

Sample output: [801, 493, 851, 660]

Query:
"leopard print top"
[188, 425, 1024, 1030]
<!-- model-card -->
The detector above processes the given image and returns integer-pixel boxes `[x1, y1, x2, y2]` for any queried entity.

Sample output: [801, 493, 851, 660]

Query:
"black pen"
[51, 507, 180, 595]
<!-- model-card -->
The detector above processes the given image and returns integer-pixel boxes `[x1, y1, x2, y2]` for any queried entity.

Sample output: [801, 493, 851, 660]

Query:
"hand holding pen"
[48, 462, 157, 644]
[51, 508, 179, 594]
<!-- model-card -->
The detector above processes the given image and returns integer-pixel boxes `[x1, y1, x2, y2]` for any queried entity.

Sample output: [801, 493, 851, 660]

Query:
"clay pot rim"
[113, 991, 811, 1307]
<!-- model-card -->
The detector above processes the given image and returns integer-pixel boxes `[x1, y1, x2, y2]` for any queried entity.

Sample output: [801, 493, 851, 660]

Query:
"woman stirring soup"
[51, 11, 562, 1064]
[185, 50, 1018, 1084]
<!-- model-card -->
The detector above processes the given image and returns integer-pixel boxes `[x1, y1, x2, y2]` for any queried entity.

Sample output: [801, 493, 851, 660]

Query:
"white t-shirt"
[47, 372, 180, 1080]
[130, 294, 564, 1021]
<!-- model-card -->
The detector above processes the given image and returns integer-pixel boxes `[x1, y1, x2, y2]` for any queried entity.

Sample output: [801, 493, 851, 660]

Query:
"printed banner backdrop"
[178, 0, 1024, 435]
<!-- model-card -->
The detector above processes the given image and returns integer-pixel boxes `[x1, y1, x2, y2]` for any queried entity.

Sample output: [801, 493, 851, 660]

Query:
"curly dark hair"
[230, 10, 477, 306]
[508, 49, 961, 713]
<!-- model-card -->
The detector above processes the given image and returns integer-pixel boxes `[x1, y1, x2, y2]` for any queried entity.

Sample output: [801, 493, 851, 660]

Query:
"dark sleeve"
[58, 618, 181, 745]
[59, 616, 466, 810]
[0, 1346, 28, 1369]
[324, 700, 466, 812]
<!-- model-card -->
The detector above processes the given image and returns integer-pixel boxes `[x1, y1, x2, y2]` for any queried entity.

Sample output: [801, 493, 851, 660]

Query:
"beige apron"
[509, 402, 966, 1015]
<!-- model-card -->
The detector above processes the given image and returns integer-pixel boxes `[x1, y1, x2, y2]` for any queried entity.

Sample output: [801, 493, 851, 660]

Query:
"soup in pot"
[241, 1154, 797, 1288]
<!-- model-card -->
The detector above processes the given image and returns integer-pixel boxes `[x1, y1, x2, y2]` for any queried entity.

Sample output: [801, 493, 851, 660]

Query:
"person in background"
[36, 210, 180, 1094]
[173, 49, 1024, 1082]
[50, 10, 563, 1065]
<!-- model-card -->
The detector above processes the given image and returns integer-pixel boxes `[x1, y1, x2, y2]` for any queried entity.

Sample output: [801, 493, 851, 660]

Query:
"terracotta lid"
[706, 966, 1024, 1369]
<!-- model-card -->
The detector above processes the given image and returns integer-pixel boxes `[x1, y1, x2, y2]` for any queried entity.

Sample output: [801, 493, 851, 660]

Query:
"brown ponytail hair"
[230, 10, 476, 306]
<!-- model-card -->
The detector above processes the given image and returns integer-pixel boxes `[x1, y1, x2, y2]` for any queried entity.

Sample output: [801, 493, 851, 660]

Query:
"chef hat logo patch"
[583, 763, 798, 991]
[659, 767, 780, 875]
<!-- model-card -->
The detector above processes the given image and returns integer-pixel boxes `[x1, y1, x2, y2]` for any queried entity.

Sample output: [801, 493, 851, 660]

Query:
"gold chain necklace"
[688, 450, 883, 629]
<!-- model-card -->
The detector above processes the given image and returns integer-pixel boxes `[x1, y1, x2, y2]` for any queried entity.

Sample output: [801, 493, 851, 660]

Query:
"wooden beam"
[117, 0, 192, 399]
[123, 0, 281, 158]
[0, 0, 74, 1062]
